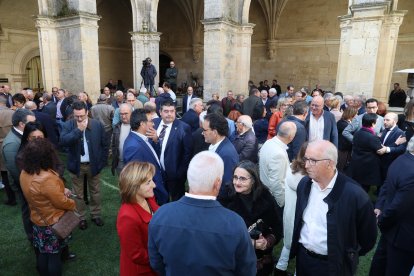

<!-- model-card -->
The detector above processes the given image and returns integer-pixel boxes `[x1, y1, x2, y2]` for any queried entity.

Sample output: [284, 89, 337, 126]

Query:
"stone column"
[130, 32, 161, 90]
[202, 19, 254, 100]
[35, 0, 101, 100]
[36, 16, 61, 91]
[336, 1, 406, 101]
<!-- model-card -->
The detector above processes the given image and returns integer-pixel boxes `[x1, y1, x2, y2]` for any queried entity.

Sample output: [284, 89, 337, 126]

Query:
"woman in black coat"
[218, 161, 282, 276]
[348, 113, 385, 193]
[337, 107, 358, 172]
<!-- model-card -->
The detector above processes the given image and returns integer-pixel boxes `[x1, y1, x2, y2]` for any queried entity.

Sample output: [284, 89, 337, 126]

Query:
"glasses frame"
[303, 157, 331, 166]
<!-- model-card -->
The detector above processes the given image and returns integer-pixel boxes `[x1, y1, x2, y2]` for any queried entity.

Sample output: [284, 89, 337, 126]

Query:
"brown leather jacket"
[20, 169, 76, 226]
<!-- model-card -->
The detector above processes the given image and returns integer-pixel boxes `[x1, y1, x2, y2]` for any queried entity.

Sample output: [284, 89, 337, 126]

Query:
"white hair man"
[290, 140, 377, 275]
[260, 121, 297, 208]
[370, 136, 414, 275]
[111, 103, 132, 175]
[181, 98, 203, 132]
[148, 151, 256, 275]
[232, 115, 258, 163]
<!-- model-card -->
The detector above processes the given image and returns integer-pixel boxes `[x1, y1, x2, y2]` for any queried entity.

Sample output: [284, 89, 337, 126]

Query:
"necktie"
[158, 124, 168, 146]
[80, 135, 85, 156]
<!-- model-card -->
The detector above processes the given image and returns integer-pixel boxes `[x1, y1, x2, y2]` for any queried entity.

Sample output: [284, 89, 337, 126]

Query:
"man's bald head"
[277, 121, 297, 144]
[24, 101, 37, 111]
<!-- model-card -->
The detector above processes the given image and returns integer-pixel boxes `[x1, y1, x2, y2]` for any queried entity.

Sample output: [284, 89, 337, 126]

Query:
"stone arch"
[12, 41, 40, 76]
[241, 0, 252, 24]
[130, 0, 159, 32]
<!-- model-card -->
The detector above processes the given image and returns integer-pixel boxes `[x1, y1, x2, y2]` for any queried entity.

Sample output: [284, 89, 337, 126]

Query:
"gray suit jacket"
[342, 113, 384, 142]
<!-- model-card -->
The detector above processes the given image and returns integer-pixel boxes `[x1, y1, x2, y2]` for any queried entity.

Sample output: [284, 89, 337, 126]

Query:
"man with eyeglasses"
[111, 103, 132, 175]
[290, 140, 377, 276]
[259, 121, 296, 209]
[60, 101, 109, 230]
[342, 98, 384, 142]
[165, 60, 178, 93]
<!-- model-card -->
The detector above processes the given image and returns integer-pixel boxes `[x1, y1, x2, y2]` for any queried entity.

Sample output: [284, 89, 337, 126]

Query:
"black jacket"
[59, 118, 109, 176]
[218, 184, 282, 270]
[181, 109, 199, 133]
[348, 128, 382, 186]
[290, 173, 377, 275]
[337, 119, 352, 151]
[232, 129, 258, 163]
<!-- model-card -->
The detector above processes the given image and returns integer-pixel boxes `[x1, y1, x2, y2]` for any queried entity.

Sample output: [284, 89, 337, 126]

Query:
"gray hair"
[115, 90, 124, 97]
[144, 101, 156, 113]
[119, 103, 133, 112]
[187, 151, 224, 194]
[24, 101, 37, 110]
[12, 108, 34, 127]
[277, 121, 297, 139]
[190, 98, 202, 110]
[238, 115, 253, 129]
[43, 92, 52, 102]
[269, 88, 276, 95]
[407, 136, 414, 153]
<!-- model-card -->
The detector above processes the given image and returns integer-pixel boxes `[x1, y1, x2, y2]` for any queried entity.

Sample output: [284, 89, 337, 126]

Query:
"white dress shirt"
[156, 122, 173, 169]
[186, 95, 193, 112]
[80, 120, 90, 163]
[118, 124, 131, 163]
[185, 192, 216, 200]
[299, 171, 338, 255]
[309, 113, 325, 143]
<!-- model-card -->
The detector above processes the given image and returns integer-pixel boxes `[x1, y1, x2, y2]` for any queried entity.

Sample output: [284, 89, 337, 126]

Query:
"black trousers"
[296, 245, 329, 276]
[370, 235, 414, 276]
[1, 170, 15, 203]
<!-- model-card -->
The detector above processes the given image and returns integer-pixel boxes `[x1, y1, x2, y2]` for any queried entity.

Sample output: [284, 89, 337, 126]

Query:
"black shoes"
[274, 268, 293, 276]
[91, 217, 104, 227]
[79, 220, 88, 230]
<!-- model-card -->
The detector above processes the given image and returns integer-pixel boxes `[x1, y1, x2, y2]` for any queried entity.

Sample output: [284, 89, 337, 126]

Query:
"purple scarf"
[361, 126, 375, 135]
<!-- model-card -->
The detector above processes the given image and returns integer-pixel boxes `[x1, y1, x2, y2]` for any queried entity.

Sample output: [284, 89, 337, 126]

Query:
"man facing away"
[148, 151, 257, 276]
[290, 140, 377, 275]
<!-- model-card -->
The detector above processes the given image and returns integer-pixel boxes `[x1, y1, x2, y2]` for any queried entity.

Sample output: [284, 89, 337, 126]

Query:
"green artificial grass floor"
[0, 158, 377, 275]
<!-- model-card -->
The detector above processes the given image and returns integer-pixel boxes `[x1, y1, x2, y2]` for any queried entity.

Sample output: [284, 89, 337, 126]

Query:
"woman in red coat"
[117, 161, 159, 276]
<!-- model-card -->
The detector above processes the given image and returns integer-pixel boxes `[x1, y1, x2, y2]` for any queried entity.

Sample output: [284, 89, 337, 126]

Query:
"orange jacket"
[267, 111, 284, 140]
[20, 169, 75, 226]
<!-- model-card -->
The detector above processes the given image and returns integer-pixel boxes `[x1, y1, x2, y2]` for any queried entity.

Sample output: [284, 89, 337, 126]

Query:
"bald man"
[232, 115, 258, 163]
[377, 112, 407, 182]
[305, 95, 338, 147]
[290, 140, 377, 276]
[259, 121, 297, 208]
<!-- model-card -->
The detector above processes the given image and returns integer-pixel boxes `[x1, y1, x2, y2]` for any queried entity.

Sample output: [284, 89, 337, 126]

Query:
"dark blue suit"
[182, 95, 197, 114]
[181, 109, 199, 133]
[153, 118, 193, 200]
[215, 137, 239, 194]
[370, 153, 414, 276]
[379, 126, 406, 181]
[41, 102, 57, 119]
[279, 115, 307, 161]
[33, 110, 59, 147]
[148, 196, 257, 276]
[305, 111, 338, 147]
[123, 132, 168, 205]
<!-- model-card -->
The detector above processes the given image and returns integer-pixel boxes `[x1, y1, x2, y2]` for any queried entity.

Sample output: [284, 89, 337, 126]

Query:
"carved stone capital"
[267, 40, 278, 60]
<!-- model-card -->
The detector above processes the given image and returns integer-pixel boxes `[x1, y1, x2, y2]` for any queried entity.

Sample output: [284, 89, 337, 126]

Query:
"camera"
[142, 58, 151, 67]
[248, 219, 265, 240]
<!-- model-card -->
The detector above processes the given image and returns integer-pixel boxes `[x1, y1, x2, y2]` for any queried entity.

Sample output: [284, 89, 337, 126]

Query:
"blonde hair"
[118, 162, 155, 203]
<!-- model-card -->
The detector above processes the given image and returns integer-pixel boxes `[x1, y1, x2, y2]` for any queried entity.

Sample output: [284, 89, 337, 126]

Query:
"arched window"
[26, 56, 43, 91]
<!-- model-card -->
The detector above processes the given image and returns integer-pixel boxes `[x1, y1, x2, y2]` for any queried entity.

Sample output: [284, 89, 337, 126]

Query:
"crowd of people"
[1, 77, 414, 276]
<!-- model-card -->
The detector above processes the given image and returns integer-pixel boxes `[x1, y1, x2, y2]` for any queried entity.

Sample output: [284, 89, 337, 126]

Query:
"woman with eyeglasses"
[116, 161, 158, 276]
[218, 161, 282, 276]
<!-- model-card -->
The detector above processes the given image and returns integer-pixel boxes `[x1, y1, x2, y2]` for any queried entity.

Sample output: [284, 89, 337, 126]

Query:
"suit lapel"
[135, 134, 160, 166]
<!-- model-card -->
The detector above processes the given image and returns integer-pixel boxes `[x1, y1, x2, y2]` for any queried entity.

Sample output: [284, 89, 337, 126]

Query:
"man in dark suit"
[182, 86, 196, 114]
[153, 100, 193, 201]
[370, 137, 414, 276]
[41, 92, 57, 119]
[242, 88, 264, 121]
[376, 112, 407, 182]
[59, 101, 109, 229]
[202, 113, 239, 194]
[25, 101, 59, 147]
[305, 95, 338, 147]
[290, 140, 377, 275]
[148, 151, 256, 275]
[123, 108, 168, 205]
[181, 98, 203, 133]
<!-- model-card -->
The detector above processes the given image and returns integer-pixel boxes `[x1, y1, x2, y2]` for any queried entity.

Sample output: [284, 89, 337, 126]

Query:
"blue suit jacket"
[377, 153, 414, 252]
[215, 137, 239, 192]
[379, 126, 406, 172]
[180, 109, 199, 133]
[182, 95, 197, 114]
[33, 110, 59, 147]
[123, 132, 168, 205]
[305, 111, 338, 147]
[153, 118, 193, 182]
[148, 196, 257, 276]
